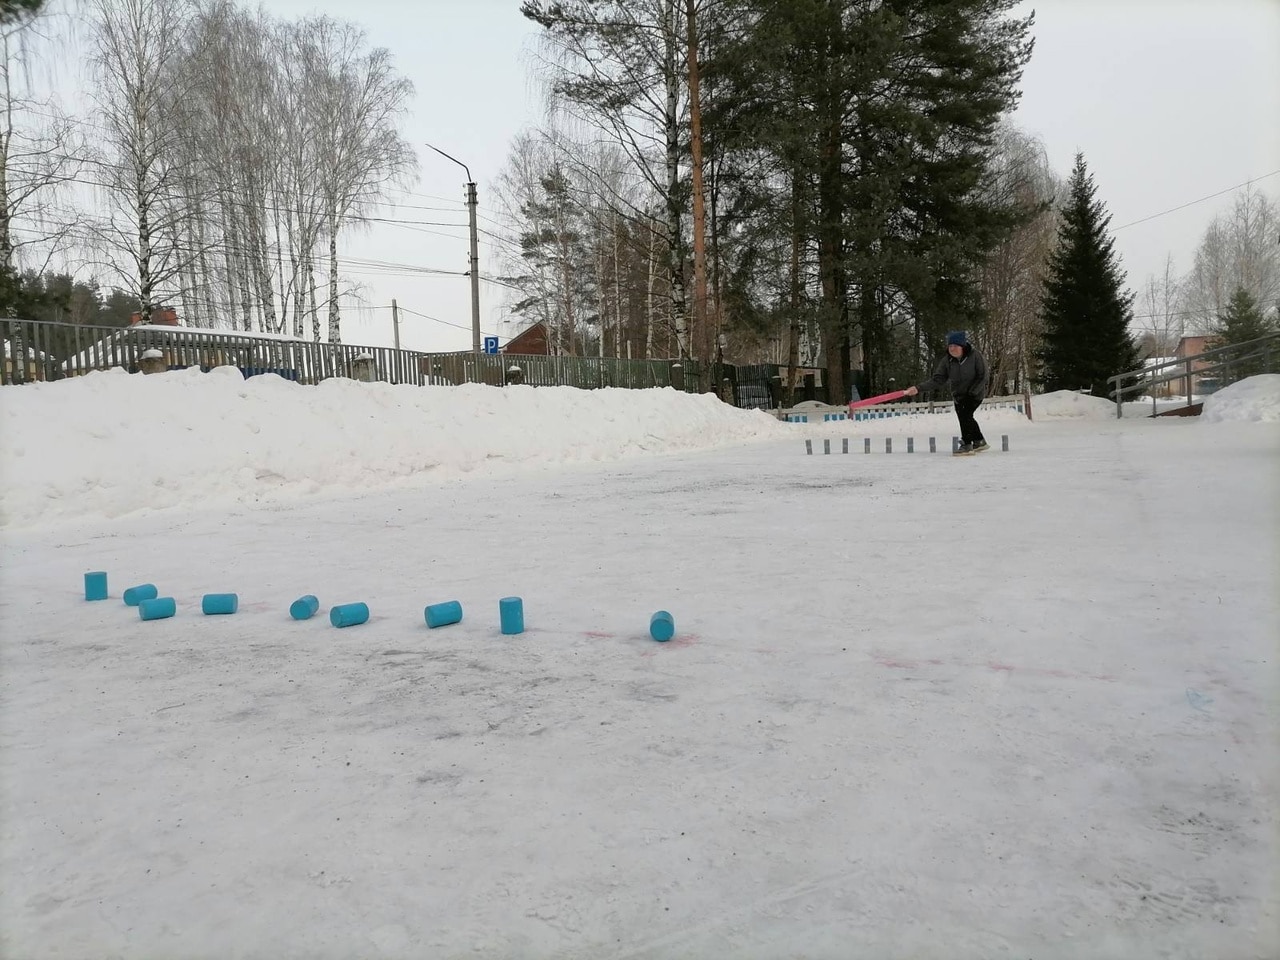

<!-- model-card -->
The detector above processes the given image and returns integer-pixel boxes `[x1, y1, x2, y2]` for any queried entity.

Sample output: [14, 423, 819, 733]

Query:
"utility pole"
[466, 181, 481, 355]
[425, 141, 482, 354]
[391, 298, 401, 351]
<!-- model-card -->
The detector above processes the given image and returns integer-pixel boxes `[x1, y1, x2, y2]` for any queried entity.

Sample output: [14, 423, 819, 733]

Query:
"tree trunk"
[858, 282, 879, 394]
[786, 173, 803, 408]
[308, 255, 320, 342]
[274, 200, 288, 335]
[662, 0, 688, 358]
[597, 217, 606, 359]
[816, 117, 846, 405]
[686, 0, 708, 385]
[612, 214, 623, 359]
[137, 179, 154, 323]
[326, 215, 341, 343]
[0, 145, 12, 274]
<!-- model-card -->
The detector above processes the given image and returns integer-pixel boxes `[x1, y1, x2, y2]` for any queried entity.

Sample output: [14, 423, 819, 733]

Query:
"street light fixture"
[424, 141, 481, 355]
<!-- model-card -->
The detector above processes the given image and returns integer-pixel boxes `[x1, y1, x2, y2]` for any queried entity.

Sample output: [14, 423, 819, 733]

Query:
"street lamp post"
[425, 142, 481, 355]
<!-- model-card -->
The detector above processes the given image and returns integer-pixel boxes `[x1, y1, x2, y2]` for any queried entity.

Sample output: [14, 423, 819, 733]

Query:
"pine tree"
[706, 0, 1035, 400]
[1214, 287, 1275, 380]
[1215, 287, 1272, 343]
[1037, 153, 1138, 396]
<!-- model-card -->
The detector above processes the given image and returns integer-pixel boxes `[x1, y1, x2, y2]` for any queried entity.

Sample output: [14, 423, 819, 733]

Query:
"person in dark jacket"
[904, 330, 989, 455]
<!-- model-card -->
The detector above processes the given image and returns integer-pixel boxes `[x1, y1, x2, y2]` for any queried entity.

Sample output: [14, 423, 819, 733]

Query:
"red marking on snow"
[583, 631, 614, 639]
[671, 634, 698, 647]
[873, 656, 1117, 684]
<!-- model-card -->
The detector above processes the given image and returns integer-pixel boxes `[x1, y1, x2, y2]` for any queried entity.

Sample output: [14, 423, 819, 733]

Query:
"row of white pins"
[804, 436, 1009, 454]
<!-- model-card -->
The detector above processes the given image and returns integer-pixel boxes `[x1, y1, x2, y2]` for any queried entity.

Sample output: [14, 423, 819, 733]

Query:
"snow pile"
[1200, 374, 1280, 424]
[0, 367, 786, 528]
[1031, 389, 1117, 419]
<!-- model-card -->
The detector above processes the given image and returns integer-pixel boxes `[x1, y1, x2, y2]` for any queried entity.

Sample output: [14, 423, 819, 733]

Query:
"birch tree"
[88, 0, 197, 322]
[522, 0, 692, 358]
[1179, 185, 1279, 334]
[0, 7, 83, 310]
[1136, 254, 1182, 358]
[977, 125, 1059, 393]
[305, 17, 416, 344]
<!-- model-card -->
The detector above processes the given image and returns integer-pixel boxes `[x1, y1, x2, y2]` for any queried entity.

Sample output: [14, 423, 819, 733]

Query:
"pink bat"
[848, 389, 909, 410]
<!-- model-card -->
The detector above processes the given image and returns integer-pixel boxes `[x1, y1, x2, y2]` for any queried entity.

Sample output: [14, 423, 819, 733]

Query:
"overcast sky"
[35, 0, 1280, 350]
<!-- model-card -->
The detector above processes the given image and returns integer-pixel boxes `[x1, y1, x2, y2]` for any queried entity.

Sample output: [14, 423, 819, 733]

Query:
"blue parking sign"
[483, 336, 499, 354]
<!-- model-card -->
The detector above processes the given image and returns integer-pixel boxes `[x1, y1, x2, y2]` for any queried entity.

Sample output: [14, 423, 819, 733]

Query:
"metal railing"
[1106, 332, 1280, 418]
[0, 318, 707, 394]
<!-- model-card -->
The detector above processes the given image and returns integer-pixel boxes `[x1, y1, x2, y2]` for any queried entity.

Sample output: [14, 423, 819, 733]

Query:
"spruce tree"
[1037, 153, 1139, 396]
[1214, 287, 1275, 380]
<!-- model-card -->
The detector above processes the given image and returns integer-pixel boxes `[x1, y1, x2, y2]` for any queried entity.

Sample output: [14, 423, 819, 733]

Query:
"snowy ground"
[1, 377, 1278, 959]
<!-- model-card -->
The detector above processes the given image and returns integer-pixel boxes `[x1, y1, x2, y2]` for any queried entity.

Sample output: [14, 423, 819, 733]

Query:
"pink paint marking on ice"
[583, 631, 614, 639]
[876, 655, 1117, 683]
[671, 634, 699, 648]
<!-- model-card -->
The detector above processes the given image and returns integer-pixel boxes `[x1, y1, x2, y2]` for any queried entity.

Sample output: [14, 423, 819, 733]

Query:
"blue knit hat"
[946, 330, 967, 346]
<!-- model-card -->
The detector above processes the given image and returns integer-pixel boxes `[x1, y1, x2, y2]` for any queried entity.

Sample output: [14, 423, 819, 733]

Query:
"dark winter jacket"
[915, 344, 988, 400]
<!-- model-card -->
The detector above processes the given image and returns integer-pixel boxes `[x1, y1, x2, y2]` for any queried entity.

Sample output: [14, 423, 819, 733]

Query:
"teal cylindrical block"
[84, 571, 108, 601]
[499, 597, 524, 635]
[329, 602, 369, 628]
[138, 597, 176, 621]
[202, 593, 238, 615]
[123, 583, 158, 606]
[650, 610, 675, 642]
[425, 600, 463, 629]
[290, 595, 320, 620]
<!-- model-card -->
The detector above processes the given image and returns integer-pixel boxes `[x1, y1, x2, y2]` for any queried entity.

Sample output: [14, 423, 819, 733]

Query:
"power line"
[1130, 296, 1280, 323]
[392, 304, 503, 340]
[1114, 170, 1280, 231]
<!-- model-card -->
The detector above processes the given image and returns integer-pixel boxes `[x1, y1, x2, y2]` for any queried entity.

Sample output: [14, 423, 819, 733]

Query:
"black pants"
[954, 395, 985, 444]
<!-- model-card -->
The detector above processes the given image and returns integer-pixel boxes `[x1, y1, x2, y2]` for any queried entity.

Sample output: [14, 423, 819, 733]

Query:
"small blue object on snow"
[123, 583, 158, 606]
[499, 597, 524, 635]
[84, 571, 108, 601]
[201, 593, 238, 615]
[138, 597, 176, 621]
[1185, 688, 1214, 713]
[290, 595, 320, 620]
[650, 610, 675, 642]
[425, 600, 463, 629]
[330, 602, 369, 628]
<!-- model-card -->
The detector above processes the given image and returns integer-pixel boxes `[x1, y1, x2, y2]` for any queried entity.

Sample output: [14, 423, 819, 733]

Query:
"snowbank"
[0, 367, 786, 528]
[1200, 374, 1280, 424]
[1030, 390, 1117, 419]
